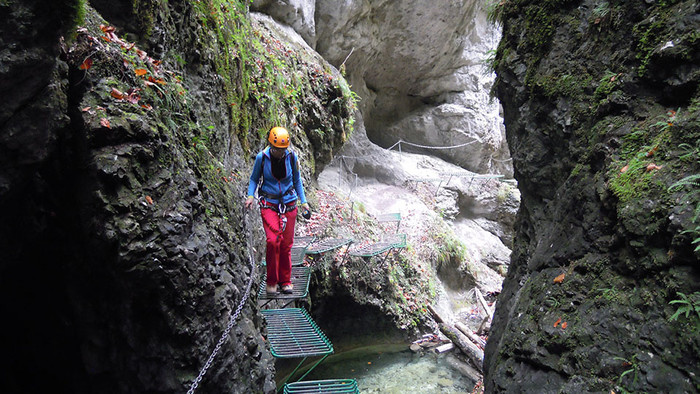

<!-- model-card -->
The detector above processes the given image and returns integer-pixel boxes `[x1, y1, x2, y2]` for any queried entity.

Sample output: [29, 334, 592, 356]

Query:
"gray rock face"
[484, 1, 700, 392]
[255, 0, 511, 175]
[0, 1, 353, 392]
[252, 0, 316, 46]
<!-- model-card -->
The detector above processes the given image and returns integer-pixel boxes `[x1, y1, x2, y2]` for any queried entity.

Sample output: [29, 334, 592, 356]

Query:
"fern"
[669, 174, 700, 192]
[669, 292, 700, 322]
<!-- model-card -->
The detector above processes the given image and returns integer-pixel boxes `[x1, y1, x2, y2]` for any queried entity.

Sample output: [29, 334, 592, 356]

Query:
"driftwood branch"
[475, 288, 493, 319]
[455, 322, 486, 348]
[439, 323, 483, 372]
[427, 304, 444, 324]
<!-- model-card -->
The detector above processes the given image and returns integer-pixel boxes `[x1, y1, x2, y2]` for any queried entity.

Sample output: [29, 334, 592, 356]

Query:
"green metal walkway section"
[259, 235, 362, 392]
[262, 308, 333, 358]
[257, 266, 311, 301]
[350, 233, 406, 257]
[284, 379, 359, 393]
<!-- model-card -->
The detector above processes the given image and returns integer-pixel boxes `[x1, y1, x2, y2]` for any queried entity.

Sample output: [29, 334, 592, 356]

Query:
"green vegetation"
[614, 354, 640, 389]
[191, 0, 356, 155]
[669, 292, 700, 324]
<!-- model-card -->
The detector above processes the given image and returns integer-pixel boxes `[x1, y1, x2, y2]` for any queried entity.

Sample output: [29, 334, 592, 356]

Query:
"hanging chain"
[188, 206, 258, 394]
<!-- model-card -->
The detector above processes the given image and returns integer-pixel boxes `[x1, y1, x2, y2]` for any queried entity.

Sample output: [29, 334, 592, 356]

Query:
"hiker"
[245, 127, 310, 294]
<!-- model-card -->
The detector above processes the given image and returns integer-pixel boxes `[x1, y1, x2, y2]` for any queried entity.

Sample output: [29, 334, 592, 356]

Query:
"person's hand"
[245, 196, 255, 210]
[300, 203, 311, 219]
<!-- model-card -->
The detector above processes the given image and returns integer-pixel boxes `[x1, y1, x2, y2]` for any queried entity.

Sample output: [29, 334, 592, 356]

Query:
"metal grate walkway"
[257, 266, 311, 300]
[305, 237, 353, 255]
[284, 379, 359, 393]
[293, 235, 317, 249]
[291, 246, 307, 266]
[262, 308, 334, 358]
[350, 233, 406, 257]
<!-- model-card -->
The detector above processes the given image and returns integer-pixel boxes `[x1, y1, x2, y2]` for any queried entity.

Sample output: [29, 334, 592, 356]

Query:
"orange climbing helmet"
[268, 127, 290, 148]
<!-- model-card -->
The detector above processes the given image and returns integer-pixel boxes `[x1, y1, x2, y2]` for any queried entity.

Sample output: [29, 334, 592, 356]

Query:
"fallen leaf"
[145, 196, 154, 205]
[646, 146, 658, 157]
[646, 163, 662, 172]
[81, 107, 91, 112]
[111, 88, 125, 100]
[553, 273, 565, 284]
[79, 58, 93, 70]
[553, 318, 561, 328]
[100, 118, 111, 129]
[100, 24, 115, 33]
[620, 165, 629, 173]
[136, 48, 147, 60]
[101, 35, 111, 43]
[561, 322, 568, 329]
[134, 68, 148, 76]
[141, 103, 153, 110]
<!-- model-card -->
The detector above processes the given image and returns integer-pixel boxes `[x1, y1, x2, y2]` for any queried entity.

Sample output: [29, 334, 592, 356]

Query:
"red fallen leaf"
[553, 273, 565, 284]
[79, 58, 92, 70]
[81, 107, 91, 112]
[151, 59, 162, 66]
[135, 48, 147, 60]
[126, 93, 140, 104]
[553, 318, 561, 328]
[124, 42, 136, 52]
[111, 88, 125, 99]
[646, 146, 658, 157]
[561, 322, 568, 329]
[145, 196, 154, 205]
[140, 103, 153, 110]
[620, 165, 629, 173]
[134, 68, 148, 76]
[101, 35, 111, 42]
[100, 24, 115, 33]
[100, 118, 111, 129]
[646, 163, 662, 172]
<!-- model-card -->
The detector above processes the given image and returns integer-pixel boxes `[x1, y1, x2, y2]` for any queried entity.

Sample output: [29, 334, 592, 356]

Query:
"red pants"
[261, 205, 297, 287]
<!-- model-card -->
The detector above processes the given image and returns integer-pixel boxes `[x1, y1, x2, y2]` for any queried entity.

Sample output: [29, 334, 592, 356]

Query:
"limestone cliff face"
[0, 0, 354, 392]
[253, 0, 512, 176]
[484, 1, 699, 392]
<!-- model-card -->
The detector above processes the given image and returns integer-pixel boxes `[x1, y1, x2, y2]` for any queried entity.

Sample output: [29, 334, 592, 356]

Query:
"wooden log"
[455, 322, 486, 348]
[427, 304, 444, 324]
[445, 353, 482, 383]
[439, 323, 483, 372]
[434, 343, 454, 353]
[474, 288, 493, 319]
[476, 316, 491, 335]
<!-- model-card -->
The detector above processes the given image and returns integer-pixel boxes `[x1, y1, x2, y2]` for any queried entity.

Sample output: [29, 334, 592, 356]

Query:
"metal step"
[262, 308, 333, 358]
[284, 379, 359, 393]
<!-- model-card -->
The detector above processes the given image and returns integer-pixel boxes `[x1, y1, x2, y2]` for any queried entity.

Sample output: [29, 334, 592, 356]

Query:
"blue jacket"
[247, 147, 307, 205]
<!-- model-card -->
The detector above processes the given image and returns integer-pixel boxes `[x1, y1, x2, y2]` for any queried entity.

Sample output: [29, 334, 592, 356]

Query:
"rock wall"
[0, 0, 354, 392]
[485, 1, 699, 392]
[253, 0, 512, 176]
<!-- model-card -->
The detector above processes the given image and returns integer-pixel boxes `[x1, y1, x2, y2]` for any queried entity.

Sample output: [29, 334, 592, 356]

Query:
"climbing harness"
[258, 198, 296, 234]
[187, 207, 257, 394]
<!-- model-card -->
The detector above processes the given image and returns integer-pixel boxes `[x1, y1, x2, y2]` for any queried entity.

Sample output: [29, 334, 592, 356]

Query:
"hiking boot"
[266, 284, 278, 294]
[281, 284, 293, 294]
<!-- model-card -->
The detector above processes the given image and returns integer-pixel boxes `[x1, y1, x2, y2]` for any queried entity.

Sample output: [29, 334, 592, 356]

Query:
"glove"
[300, 203, 311, 219]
